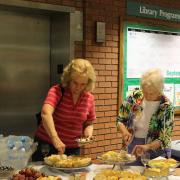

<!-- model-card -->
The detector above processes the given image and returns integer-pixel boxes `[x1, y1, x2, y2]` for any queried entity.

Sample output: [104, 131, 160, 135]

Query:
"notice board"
[123, 23, 180, 111]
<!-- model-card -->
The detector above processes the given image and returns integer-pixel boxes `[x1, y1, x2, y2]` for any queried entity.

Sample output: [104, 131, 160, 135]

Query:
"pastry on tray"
[94, 169, 147, 180]
[44, 154, 91, 168]
[37, 176, 62, 180]
[143, 167, 169, 177]
[100, 150, 136, 163]
[69, 172, 87, 180]
[148, 158, 178, 168]
[44, 154, 68, 166]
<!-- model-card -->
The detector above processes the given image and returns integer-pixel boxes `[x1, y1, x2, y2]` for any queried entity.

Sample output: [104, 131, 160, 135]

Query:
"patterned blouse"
[117, 89, 174, 151]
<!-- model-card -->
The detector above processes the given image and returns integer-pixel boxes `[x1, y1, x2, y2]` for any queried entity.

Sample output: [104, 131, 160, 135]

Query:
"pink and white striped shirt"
[35, 84, 96, 147]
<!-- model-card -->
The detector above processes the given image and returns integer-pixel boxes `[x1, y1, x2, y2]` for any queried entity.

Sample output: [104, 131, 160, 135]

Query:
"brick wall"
[26, 0, 180, 159]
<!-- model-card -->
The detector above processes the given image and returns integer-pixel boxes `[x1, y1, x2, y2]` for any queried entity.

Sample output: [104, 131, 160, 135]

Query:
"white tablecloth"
[31, 164, 180, 180]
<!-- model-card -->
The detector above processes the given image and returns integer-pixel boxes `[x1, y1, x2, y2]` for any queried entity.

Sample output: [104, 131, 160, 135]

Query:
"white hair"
[140, 68, 164, 93]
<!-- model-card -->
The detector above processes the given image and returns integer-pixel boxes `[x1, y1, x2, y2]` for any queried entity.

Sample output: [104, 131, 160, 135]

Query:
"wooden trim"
[118, 16, 125, 112]
[120, 17, 180, 115]
[175, 109, 180, 115]
[0, 0, 75, 13]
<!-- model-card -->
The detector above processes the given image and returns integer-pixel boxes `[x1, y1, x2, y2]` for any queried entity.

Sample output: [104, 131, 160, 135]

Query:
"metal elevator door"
[0, 9, 50, 136]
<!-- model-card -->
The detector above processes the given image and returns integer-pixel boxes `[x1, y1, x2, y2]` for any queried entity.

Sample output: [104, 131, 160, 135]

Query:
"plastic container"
[7, 146, 36, 170]
[0, 135, 37, 170]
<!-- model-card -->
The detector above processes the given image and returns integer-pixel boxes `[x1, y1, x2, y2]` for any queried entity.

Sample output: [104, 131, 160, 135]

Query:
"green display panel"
[123, 23, 180, 109]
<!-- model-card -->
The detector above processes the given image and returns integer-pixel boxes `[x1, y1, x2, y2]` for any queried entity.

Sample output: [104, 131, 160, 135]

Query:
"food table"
[1, 136, 179, 179]
[1, 163, 180, 179]
[1, 151, 180, 179]
[2, 162, 179, 180]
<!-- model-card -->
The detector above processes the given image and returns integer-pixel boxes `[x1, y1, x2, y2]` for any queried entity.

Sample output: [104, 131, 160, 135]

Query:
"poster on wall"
[163, 84, 174, 105]
[127, 30, 180, 79]
[175, 84, 180, 107]
[123, 23, 180, 110]
[126, 85, 140, 97]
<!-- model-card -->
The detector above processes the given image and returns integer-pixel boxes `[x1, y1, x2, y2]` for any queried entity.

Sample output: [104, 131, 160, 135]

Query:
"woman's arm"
[132, 140, 161, 157]
[147, 140, 161, 151]
[41, 104, 57, 137]
[117, 122, 132, 145]
[41, 104, 65, 154]
[116, 95, 135, 146]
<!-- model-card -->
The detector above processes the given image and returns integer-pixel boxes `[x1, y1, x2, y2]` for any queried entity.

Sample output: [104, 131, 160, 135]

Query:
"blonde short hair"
[140, 68, 164, 93]
[61, 58, 96, 92]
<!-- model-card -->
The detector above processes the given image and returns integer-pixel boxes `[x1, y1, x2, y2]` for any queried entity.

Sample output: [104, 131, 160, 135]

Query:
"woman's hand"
[83, 124, 93, 138]
[132, 144, 149, 157]
[51, 136, 65, 154]
[121, 130, 132, 146]
[132, 140, 161, 157]
[117, 122, 132, 146]
[41, 104, 66, 154]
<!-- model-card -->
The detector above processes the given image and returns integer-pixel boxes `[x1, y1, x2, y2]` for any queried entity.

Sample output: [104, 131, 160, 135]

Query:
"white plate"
[45, 162, 91, 172]
[97, 154, 136, 165]
[76, 137, 95, 146]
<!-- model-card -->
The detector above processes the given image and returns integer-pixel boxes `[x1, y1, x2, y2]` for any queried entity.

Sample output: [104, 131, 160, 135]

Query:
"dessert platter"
[97, 150, 136, 165]
[141, 157, 179, 179]
[94, 169, 147, 180]
[148, 157, 179, 169]
[143, 167, 170, 179]
[76, 136, 95, 146]
[44, 154, 92, 172]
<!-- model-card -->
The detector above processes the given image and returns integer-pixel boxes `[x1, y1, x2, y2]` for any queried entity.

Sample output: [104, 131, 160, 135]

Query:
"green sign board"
[123, 22, 180, 109]
[127, 0, 180, 23]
